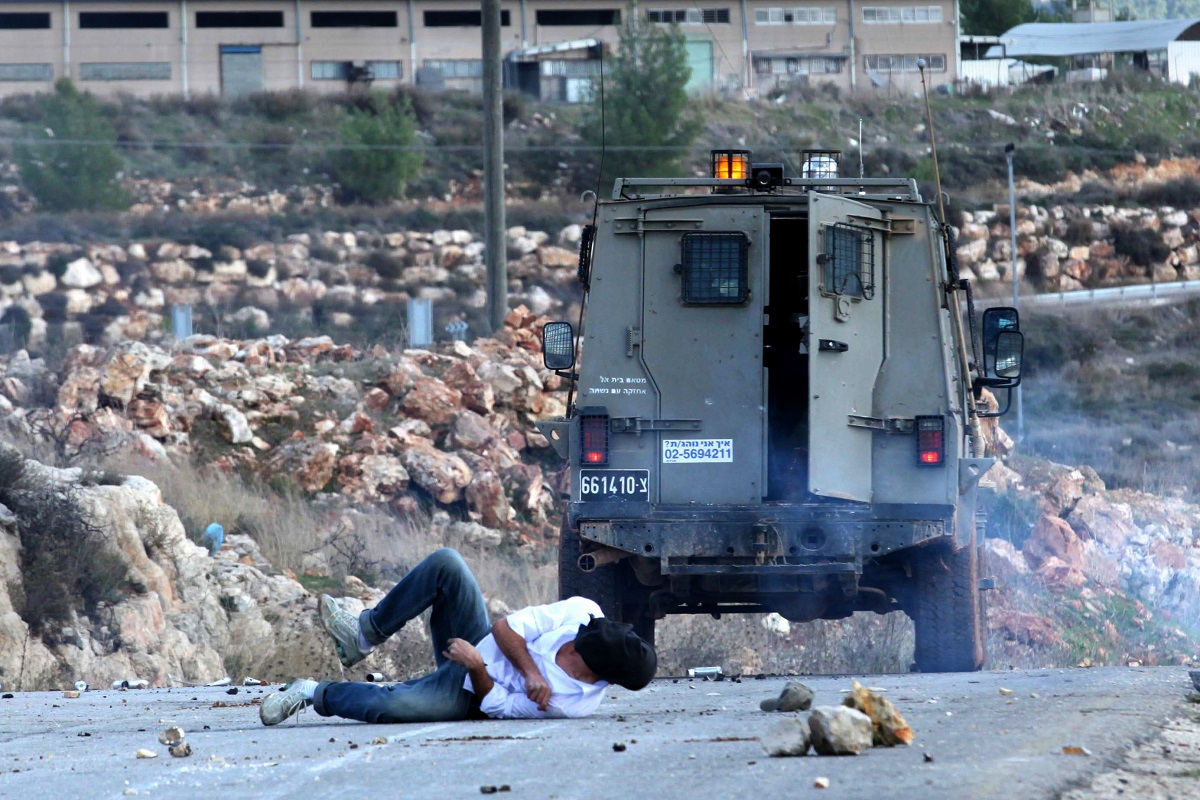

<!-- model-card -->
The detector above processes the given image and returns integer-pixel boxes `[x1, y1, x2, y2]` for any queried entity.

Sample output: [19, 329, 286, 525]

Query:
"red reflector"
[916, 416, 944, 467]
[580, 412, 609, 467]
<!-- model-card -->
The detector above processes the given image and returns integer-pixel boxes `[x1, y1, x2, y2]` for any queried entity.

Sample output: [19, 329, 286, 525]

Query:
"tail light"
[580, 410, 609, 466]
[916, 416, 944, 466]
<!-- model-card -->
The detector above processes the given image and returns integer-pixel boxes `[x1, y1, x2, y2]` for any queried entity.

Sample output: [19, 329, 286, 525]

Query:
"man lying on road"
[260, 547, 657, 725]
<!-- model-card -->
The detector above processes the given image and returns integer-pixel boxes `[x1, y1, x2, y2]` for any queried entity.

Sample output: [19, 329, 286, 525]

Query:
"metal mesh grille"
[680, 232, 749, 304]
[823, 223, 875, 299]
[542, 322, 574, 369]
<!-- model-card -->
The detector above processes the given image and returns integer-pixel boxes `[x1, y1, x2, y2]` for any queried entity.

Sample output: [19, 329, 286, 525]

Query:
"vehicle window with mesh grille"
[823, 223, 875, 299]
[680, 232, 749, 304]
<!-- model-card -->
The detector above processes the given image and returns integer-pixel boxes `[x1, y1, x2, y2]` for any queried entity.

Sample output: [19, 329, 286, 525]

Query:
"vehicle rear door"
[639, 205, 767, 504]
[806, 193, 886, 503]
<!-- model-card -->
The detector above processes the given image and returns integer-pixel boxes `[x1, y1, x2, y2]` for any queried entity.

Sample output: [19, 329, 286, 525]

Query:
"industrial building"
[0, 0, 960, 98]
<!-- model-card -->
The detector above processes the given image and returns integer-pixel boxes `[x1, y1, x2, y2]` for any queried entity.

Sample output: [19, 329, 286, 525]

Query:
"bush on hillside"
[1112, 224, 1170, 268]
[14, 80, 130, 213]
[329, 93, 423, 205]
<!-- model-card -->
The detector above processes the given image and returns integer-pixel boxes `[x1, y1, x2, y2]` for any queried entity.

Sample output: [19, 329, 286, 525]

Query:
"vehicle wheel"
[910, 527, 985, 673]
[558, 518, 656, 646]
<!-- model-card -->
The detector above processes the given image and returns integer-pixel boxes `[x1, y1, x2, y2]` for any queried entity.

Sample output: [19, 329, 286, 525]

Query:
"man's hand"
[522, 671, 551, 711]
[443, 638, 485, 671]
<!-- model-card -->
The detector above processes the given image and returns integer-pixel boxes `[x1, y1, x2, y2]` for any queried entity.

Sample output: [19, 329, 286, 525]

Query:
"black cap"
[574, 617, 657, 691]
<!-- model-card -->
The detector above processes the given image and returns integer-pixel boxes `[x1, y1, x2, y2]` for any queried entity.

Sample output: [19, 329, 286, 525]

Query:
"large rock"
[400, 442, 472, 504]
[401, 377, 463, 428]
[212, 403, 253, 445]
[1068, 495, 1136, 551]
[99, 341, 172, 406]
[808, 706, 874, 755]
[61, 257, 103, 288]
[264, 439, 340, 493]
[1023, 515, 1083, 571]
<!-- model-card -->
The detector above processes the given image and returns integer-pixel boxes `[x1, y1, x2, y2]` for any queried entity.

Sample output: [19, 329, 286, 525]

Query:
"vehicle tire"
[910, 527, 985, 673]
[558, 518, 656, 646]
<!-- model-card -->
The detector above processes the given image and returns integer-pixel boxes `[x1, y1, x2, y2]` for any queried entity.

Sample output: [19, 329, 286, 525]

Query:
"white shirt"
[463, 596, 609, 719]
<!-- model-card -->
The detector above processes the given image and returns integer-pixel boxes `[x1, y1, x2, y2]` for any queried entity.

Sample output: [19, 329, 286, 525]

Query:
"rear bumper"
[570, 501, 952, 575]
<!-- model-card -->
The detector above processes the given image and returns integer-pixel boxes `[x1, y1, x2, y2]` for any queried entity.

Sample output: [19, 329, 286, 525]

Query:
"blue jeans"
[312, 548, 493, 723]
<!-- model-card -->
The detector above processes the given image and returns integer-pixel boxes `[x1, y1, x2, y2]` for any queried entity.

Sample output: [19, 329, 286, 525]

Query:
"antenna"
[566, 49, 607, 417]
[917, 59, 947, 225]
[858, 118, 864, 178]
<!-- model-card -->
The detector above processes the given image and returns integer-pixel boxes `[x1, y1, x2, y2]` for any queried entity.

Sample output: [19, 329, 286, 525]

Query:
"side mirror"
[542, 321, 576, 371]
[982, 306, 1019, 376]
[994, 330, 1023, 379]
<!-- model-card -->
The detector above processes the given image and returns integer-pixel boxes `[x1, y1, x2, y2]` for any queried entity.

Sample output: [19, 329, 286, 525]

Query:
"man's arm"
[492, 617, 551, 710]
[443, 638, 493, 697]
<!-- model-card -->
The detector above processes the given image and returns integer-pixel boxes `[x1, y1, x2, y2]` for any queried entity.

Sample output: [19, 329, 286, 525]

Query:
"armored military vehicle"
[537, 150, 1023, 672]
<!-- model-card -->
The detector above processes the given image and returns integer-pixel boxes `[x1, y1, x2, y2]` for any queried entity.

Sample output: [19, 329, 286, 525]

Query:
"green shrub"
[1113, 224, 1170, 268]
[1133, 177, 1200, 208]
[45, 250, 83, 278]
[330, 93, 423, 204]
[237, 88, 314, 120]
[14, 79, 130, 212]
[1063, 218, 1096, 246]
[364, 249, 404, 280]
[246, 258, 273, 279]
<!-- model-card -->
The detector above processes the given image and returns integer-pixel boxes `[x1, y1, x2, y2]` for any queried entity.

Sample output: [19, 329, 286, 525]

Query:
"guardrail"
[1023, 279, 1200, 308]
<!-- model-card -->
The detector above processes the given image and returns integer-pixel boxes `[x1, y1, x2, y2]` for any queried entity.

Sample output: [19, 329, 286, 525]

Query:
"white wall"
[1167, 41, 1200, 85]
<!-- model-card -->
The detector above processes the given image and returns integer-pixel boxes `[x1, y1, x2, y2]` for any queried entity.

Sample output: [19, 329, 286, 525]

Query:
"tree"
[579, 9, 701, 190]
[329, 92, 423, 204]
[14, 79, 130, 212]
[961, 0, 1036, 34]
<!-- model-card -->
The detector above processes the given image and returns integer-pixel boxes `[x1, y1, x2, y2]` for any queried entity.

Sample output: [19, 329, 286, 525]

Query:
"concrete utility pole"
[483, 0, 508, 333]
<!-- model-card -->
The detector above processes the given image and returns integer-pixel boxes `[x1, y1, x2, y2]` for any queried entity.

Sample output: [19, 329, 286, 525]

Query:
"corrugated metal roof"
[987, 19, 1200, 58]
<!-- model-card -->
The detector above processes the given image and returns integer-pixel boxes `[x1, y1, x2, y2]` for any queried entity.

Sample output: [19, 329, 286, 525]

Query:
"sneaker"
[318, 594, 367, 668]
[260, 680, 311, 726]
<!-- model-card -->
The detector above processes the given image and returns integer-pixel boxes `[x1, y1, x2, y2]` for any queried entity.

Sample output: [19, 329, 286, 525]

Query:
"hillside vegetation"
[0, 74, 1198, 243]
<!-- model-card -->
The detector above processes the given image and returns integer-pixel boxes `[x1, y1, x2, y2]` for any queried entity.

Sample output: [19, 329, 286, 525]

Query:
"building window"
[0, 13, 51, 29]
[648, 8, 731, 23]
[311, 11, 397, 28]
[79, 12, 169, 29]
[754, 7, 836, 24]
[537, 9, 621, 26]
[754, 55, 842, 74]
[0, 63, 53, 81]
[80, 62, 172, 81]
[864, 53, 946, 72]
[424, 10, 511, 27]
[424, 59, 484, 78]
[861, 6, 943, 23]
[196, 11, 284, 28]
[312, 60, 403, 80]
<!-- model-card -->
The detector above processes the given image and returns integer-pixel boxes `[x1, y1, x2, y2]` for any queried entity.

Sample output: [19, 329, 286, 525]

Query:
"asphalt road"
[0, 666, 1192, 800]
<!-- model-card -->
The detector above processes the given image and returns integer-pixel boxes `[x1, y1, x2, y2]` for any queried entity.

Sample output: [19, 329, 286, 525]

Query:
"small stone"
[158, 727, 185, 746]
[1189, 670, 1200, 693]
[808, 706, 873, 756]
[123, 790, 138, 796]
[372, 737, 387, 745]
[924, 752, 934, 763]
[612, 742, 627, 752]
[999, 687, 1014, 696]
[842, 681, 914, 747]
[762, 717, 811, 757]
[168, 742, 193, 758]
[814, 777, 830, 789]
[62, 691, 80, 699]
[760, 680, 815, 713]
[135, 749, 158, 759]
